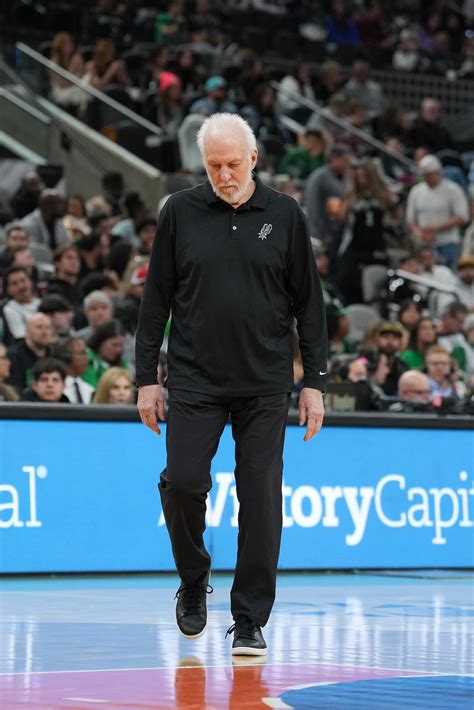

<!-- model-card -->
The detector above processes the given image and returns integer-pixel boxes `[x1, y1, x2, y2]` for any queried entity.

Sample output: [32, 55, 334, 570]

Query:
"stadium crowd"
[0, 0, 473, 413]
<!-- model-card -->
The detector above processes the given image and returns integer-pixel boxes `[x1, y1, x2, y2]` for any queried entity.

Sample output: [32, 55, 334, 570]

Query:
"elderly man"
[21, 190, 68, 249]
[406, 154, 469, 269]
[6, 312, 54, 392]
[136, 113, 327, 656]
[398, 370, 432, 402]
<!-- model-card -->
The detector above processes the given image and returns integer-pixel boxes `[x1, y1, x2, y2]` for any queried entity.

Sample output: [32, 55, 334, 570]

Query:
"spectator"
[9, 172, 44, 220]
[47, 245, 82, 309]
[66, 194, 87, 220]
[278, 129, 326, 180]
[326, 303, 356, 360]
[461, 198, 474, 258]
[337, 158, 394, 303]
[406, 154, 469, 269]
[458, 33, 474, 78]
[100, 172, 125, 217]
[392, 29, 426, 72]
[454, 255, 474, 310]
[62, 195, 90, 240]
[314, 245, 345, 306]
[400, 317, 437, 370]
[0, 343, 19, 401]
[74, 290, 113, 341]
[437, 302, 469, 352]
[111, 193, 149, 247]
[344, 60, 385, 119]
[92, 366, 135, 404]
[189, 75, 238, 116]
[397, 299, 422, 335]
[38, 294, 74, 340]
[307, 92, 348, 144]
[83, 39, 131, 91]
[115, 264, 147, 335]
[425, 344, 458, 398]
[76, 233, 104, 281]
[2, 267, 40, 343]
[412, 98, 453, 152]
[303, 143, 351, 264]
[22, 357, 69, 403]
[451, 313, 474, 385]
[0, 224, 29, 280]
[6, 313, 54, 392]
[375, 320, 408, 395]
[240, 83, 290, 144]
[314, 60, 345, 104]
[277, 63, 316, 115]
[325, 0, 360, 45]
[153, 71, 185, 136]
[397, 369, 432, 402]
[51, 337, 95, 404]
[83, 319, 128, 388]
[416, 245, 457, 288]
[21, 190, 68, 250]
[135, 218, 157, 256]
[417, 12, 442, 56]
[49, 32, 86, 112]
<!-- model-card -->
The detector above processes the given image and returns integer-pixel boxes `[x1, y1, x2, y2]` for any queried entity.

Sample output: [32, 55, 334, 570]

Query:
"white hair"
[84, 290, 112, 309]
[196, 113, 257, 156]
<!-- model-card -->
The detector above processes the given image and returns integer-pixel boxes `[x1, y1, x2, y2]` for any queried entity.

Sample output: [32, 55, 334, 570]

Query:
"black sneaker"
[175, 573, 212, 639]
[226, 618, 268, 656]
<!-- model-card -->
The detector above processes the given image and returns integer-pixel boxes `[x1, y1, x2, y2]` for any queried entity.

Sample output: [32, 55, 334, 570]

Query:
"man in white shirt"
[2, 266, 40, 342]
[52, 337, 95, 404]
[406, 154, 469, 269]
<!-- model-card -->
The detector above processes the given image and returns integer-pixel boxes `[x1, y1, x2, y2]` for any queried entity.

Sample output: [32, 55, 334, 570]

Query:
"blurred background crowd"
[0, 0, 473, 413]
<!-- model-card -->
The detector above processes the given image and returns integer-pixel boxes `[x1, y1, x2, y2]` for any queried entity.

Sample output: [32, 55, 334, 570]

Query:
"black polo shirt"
[135, 175, 327, 395]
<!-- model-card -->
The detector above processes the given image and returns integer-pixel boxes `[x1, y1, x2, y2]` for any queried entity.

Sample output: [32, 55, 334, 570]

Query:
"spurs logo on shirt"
[258, 223, 272, 240]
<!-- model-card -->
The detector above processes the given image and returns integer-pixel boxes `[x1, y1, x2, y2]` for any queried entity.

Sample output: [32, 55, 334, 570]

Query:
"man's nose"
[219, 167, 231, 181]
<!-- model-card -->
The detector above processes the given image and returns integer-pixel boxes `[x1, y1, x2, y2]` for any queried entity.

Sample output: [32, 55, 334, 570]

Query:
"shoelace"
[225, 619, 258, 640]
[175, 582, 213, 616]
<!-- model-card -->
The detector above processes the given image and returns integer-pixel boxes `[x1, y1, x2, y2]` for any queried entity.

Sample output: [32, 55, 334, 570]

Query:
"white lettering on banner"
[0, 466, 47, 528]
[157, 470, 474, 546]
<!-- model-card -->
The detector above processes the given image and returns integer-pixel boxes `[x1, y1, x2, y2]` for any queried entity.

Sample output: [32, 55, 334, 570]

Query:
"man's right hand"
[137, 384, 166, 435]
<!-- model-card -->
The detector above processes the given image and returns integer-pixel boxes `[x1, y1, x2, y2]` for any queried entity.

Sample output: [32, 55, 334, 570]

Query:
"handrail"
[0, 58, 109, 174]
[273, 80, 417, 173]
[394, 268, 458, 294]
[15, 42, 164, 139]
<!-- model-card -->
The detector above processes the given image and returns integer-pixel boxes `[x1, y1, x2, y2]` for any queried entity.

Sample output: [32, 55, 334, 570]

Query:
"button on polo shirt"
[136, 175, 328, 396]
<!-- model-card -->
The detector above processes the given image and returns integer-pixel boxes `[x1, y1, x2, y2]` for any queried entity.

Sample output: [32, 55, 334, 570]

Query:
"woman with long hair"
[84, 39, 131, 91]
[401, 317, 437, 370]
[82, 319, 129, 388]
[0, 344, 19, 401]
[92, 367, 135, 405]
[337, 158, 395, 303]
[49, 32, 86, 111]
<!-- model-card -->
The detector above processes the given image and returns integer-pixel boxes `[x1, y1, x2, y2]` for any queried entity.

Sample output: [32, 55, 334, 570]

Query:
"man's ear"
[251, 149, 258, 170]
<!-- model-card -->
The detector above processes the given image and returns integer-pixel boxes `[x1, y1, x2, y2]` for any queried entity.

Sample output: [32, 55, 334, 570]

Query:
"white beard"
[208, 170, 254, 206]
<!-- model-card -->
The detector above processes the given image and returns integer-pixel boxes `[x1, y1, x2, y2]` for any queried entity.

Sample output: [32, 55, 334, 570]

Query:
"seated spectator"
[146, 71, 185, 136]
[92, 367, 135, 405]
[83, 319, 128, 388]
[0, 343, 19, 401]
[325, 0, 360, 45]
[100, 172, 125, 217]
[416, 245, 457, 287]
[454, 255, 474, 310]
[397, 370, 432, 403]
[2, 267, 40, 343]
[406, 154, 469, 269]
[458, 33, 474, 78]
[76, 233, 104, 282]
[375, 320, 408, 395]
[451, 312, 474, 387]
[62, 194, 90, 239]
[51, 337, 95, 404]
[47, 244, 82, 309]
[278, 129, 326, 180]
[425, 344, 459, 398]
[392, 30, 426, 72]
[189, 75, 238, 116]
[6, 313, 54, 392]
[21, 190, 68, 250]
[0, 224, 29, 281]
[412, 98, 454, 153]
[110, 193, 149, 247]
[344, 61, 385, 120]
[314, 60, 345, 104]
[22, 357, 69, 403]
[240, 83, 290, 144]
[400, 317, 437, 370]
[326, 303, 356, 360]
[115, 264, 147, 335]
[437, 302, 469, 352]
[10, 172, 44, 220]
[49, 32, 86, 112]
[74, 290, 113, 341]
[83, 39, 132, 91]
[135, 218, 156, 256]
[38, 294, 74, 340]
[314, 245, 345, 306]
[277, 63, 316, 115]
[397, 299, 422, 335]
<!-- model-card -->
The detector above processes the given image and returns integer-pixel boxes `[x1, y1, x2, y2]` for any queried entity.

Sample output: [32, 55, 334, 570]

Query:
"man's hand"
[298, 387, 325, 442]
[137, 384, 166, 435]
[420, 226, 435, 243]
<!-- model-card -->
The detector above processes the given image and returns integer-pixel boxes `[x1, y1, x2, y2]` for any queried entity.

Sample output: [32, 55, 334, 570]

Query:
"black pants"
[158, 388, 290, 628]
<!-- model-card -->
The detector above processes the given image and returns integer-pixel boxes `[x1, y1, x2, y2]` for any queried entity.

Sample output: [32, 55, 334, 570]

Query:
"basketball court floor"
[1, 571, 473, 708]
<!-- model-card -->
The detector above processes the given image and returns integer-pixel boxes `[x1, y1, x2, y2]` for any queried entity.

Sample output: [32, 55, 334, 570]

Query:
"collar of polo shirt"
[203, 172, 269, 210]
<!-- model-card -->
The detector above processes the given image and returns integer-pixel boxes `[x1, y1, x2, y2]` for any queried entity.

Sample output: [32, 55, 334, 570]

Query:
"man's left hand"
[298, 387, 325, 442]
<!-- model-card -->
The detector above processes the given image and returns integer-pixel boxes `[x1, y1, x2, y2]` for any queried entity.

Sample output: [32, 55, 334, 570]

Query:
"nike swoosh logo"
[319, 371, 327, 376]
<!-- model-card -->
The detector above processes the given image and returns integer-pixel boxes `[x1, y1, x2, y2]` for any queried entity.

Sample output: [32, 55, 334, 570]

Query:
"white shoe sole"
[178, 623, 207, 640]
[231, 646, 268, 656]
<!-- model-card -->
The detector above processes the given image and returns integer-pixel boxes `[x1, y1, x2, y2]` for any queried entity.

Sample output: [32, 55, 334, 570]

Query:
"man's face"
[85, 301, 112, 327]
[458, 266, 474, 286]
[32, 371, 65, 402]
[400, 377, 432, 402]
[377, 332, 402, 355]
[6, 271, 33, 303]
[330, 154, 350, 175]
[138, 225, 155, 253]
[57, 249, 81, 276]
[68, 340, 89, 376]
[426, 353, 451, 383]
[50, 310, 73, 335]
[26, 316, 54, 347]
[424, 170, 442, 189]
[204, 134, 257, 206]
[6, 229, 28, 252]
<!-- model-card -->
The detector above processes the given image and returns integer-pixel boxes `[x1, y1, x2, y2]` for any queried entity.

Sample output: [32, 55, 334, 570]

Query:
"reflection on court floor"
[1, 572, 472, 708]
